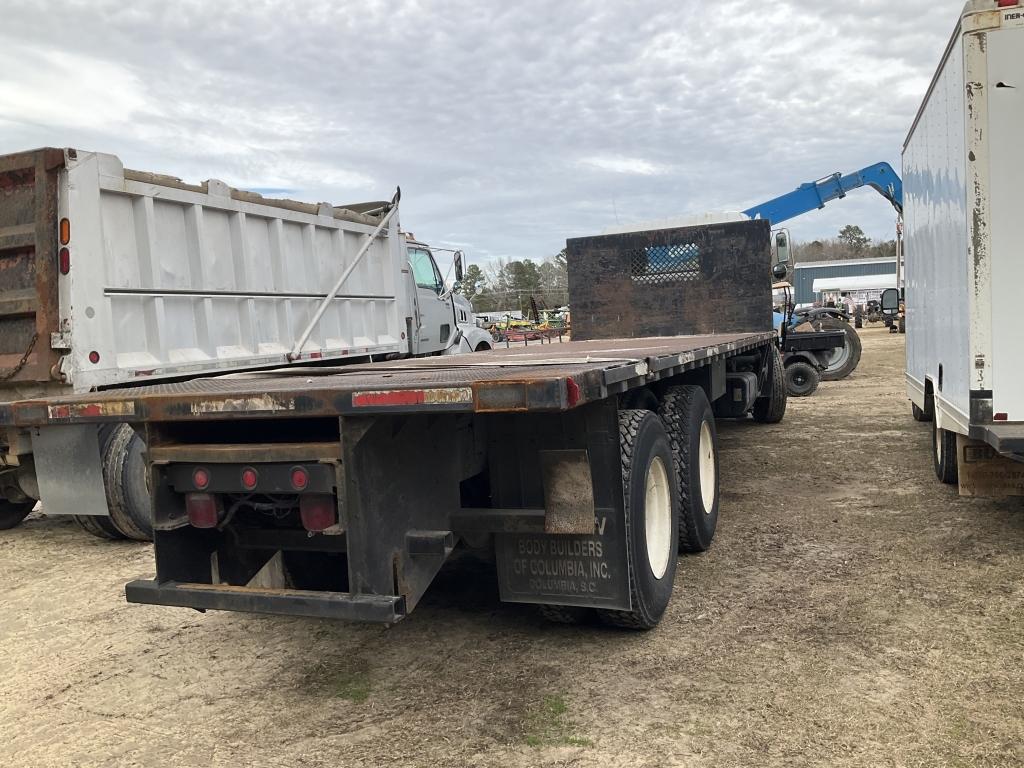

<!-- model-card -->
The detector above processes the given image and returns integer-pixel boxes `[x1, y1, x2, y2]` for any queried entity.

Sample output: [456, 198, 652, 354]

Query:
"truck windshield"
[408, 248, 441, 292]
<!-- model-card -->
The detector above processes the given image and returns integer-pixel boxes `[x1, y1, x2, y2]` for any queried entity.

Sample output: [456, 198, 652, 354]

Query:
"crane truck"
[746, 162, 904, 383]
[0, 148, 492, 538]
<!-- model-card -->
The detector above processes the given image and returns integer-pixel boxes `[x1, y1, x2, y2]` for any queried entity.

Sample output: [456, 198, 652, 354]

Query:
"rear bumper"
[125, 579, 406, 623]
[972, 424, 1024, 462]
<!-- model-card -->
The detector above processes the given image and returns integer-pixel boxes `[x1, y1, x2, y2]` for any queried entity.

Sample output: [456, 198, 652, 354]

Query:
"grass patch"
[523, 694, 592, 748]
[302, 660, 372, 703]
[331, 668, 372, 703]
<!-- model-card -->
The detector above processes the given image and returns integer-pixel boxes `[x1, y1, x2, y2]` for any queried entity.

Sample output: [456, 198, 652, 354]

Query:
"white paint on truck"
[903, 1, 1024, 455]
[61, 150, 407, 390]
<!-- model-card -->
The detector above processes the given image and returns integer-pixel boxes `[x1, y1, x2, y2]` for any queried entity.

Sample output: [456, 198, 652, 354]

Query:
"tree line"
[457, 249, 569, 314]
[792, 224, 897, 263]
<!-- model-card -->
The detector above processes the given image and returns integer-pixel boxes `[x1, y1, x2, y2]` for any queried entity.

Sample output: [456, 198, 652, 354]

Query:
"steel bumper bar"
[125, 579, 406, 623]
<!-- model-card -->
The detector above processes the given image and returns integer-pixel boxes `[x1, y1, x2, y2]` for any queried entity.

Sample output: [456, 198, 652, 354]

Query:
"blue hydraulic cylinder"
[742, 162, 903, 225]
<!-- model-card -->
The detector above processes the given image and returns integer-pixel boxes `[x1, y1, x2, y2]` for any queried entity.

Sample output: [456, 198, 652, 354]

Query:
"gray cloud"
[0, 0, 958, 265]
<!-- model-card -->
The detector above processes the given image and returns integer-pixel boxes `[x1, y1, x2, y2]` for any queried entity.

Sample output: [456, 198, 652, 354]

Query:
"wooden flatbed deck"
[10, 332, 775, 425]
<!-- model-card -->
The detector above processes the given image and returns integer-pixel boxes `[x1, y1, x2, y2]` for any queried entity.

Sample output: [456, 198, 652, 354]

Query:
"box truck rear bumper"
[972, 424, 1024, 462]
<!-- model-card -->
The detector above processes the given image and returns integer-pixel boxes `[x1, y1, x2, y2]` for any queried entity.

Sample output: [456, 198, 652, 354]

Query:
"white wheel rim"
[644, 455, 672, 580]
[698, 420, 716, 513]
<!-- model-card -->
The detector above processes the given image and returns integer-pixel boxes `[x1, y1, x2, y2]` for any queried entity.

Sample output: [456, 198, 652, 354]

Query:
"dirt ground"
[1, 325, 1022, 768]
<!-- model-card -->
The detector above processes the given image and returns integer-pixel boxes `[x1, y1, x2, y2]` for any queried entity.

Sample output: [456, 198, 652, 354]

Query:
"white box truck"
[894, 0, 1024, 494]
[0, 148, 492, 537]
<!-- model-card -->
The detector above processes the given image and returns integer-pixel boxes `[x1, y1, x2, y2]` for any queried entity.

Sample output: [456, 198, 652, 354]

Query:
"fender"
[458, 324, 494, 352]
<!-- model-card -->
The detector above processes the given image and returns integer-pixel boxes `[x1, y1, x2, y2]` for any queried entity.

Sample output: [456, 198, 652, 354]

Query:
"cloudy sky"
[1, 0, 960, 266]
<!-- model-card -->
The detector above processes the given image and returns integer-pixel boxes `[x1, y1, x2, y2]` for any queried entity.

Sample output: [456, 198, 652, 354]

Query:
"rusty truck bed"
[10, 332, 775, 425]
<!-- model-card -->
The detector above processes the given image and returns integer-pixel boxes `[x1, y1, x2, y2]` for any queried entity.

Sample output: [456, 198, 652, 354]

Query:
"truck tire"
[0, 499, 34, 530]
[73, 512, 125, 540]
[657, 386, 718, 553]
[784, 361, 820, 397]
[115, 425, 153, 539]
[912, 402, 932, 422]
[752, 348, 787, 424]
[597, 410, 680, 630]
[101, 424, 153, 541]
[933, 421, 958, 485]
[807, 318, 862, 381]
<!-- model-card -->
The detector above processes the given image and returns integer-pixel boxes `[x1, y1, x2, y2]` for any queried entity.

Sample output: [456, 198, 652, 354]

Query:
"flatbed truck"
[11, 219, 788, 628]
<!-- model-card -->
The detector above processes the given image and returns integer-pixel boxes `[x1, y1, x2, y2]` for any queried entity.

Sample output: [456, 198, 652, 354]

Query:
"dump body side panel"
[565, 219, 772, 341]
[0, 148, 64, 398]
[59, 150, 404, 392]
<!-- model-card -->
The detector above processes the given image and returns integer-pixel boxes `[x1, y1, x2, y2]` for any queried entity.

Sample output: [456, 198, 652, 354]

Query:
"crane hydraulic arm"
[742, 162, 903, 225]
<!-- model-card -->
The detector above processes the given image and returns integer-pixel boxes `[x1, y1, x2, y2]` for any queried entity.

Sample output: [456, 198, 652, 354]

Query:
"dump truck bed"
[11, 332, 775, 425]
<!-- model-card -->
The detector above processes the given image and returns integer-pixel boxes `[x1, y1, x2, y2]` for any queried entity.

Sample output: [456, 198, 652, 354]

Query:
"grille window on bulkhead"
[629, 243, 701, 285]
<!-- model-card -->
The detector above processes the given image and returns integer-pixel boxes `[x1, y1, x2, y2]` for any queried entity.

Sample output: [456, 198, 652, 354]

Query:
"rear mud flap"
[495, 513, 631, 610]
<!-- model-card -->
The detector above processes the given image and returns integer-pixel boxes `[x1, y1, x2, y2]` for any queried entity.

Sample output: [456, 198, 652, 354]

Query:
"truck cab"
[404, 238, 490, 355]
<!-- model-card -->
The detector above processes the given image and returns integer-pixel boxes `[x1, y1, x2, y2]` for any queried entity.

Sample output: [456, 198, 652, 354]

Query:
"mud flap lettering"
[495, 513, 630, 609]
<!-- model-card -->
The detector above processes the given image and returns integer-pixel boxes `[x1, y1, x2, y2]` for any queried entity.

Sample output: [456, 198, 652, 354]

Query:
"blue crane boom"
[742, 162, 903, 225]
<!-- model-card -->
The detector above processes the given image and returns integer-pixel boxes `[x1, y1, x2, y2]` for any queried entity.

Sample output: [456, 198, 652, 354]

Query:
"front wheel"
[805, 318, 862, 381]
[784, 361, 820, 397]
[0, 499, 34, 530]
[597, 410, 680, 630]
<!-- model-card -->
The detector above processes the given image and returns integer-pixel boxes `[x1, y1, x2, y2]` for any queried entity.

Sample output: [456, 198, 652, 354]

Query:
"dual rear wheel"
[544, 387, 720, 630]
[72, 424, 153, 541]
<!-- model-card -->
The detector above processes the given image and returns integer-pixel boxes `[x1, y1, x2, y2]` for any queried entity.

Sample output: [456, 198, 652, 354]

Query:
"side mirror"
[774, 231, 790, 263]
[772, 262, 788, 281]
[454, 250, 464, 283]
[880, 287, 900, 316]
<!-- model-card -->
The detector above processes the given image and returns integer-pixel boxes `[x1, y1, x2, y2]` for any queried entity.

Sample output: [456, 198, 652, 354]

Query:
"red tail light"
[566, 377, 580, 408]
[241, 467, 259, 490]
[997, 1, 1018, 7]
[88, 351, 100, 364]
[186, 493, 221, 528]
[58, 247, 71, 275]
[290, 466, 309, 491]
[299, 494, 336, 531]
[995, 412, 1008, 421]
[192, 467, 210, 490]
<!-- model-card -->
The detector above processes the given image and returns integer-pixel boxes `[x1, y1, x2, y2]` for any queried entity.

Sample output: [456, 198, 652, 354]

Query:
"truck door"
[407, 247, 454, 354]
[987, 26, 1024, 421]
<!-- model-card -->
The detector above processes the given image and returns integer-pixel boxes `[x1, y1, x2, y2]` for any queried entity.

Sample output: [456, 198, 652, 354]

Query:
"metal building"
[791, 257, 897, 305]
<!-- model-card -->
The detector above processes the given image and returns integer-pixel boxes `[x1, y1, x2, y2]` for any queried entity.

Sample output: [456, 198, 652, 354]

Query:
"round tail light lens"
[241, 467, 258, 490]
[290, 466, 309, 491]
[192, 467, 210, 490]
[88, 351, 100, 364]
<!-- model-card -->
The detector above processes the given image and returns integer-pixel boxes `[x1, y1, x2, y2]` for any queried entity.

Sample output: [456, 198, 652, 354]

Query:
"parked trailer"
[0, 148, 490, 535]
[893, 0, 1024, 494]
[12, 219, 787, 628]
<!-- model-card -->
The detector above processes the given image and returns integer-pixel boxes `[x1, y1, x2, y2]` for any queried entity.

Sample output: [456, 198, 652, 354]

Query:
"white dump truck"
[0, 148, 491, 536]
[888, 0, 1024, 494]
